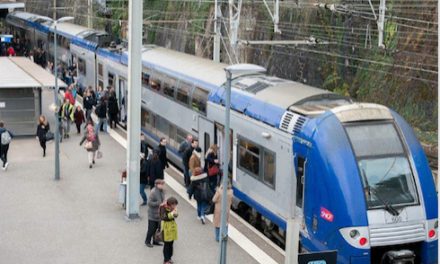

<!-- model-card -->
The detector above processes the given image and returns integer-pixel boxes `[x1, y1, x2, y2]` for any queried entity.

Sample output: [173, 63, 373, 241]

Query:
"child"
[160, 197, 179, 264]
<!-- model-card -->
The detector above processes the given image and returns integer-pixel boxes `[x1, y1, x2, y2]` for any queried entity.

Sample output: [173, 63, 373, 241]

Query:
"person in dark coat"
[140, 156, 150, 206]
[79, 119, 101, 169]
[36, 115, 50, 157]
[0, 121, 14, 170]
[140, 133, 149, 159]
[191, 167, 211, 225]
[95, 97, 107, 134]
[145, 179, 165, 247]
[83, 88, 96, 120]
[182, 137, 198, 187]
[107, 90, 119, 129]
[156, 138, 169, 170]
[149, 151, 164, 189]
[74, 105, 85, 134]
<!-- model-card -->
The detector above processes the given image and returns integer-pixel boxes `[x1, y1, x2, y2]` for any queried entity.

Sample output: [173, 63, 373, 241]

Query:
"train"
[6, 11, 438, 264]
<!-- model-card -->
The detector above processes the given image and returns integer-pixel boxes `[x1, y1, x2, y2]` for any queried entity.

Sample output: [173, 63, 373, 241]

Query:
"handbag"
[96, 150, 103, 159]
[154, 229, 163, 242]
[45, 131, 54, 141]
[208, 164, 220, 177]
[205, 202, 215, 215]
[84, 140, 93, 150]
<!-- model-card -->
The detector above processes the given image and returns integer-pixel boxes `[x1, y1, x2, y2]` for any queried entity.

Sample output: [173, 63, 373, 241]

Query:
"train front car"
[297, 103, 438, 264]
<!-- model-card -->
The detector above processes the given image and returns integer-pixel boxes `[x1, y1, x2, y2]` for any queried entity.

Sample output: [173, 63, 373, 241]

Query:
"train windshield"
[345, 122, 419, 209]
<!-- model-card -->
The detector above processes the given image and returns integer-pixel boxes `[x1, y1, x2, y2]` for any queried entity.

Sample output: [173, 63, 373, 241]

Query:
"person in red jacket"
[7, 46, 15, 56]
[64, 85, 75, 105]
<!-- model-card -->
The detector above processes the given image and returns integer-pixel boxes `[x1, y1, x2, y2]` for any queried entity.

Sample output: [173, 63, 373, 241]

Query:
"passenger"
[0, 121, 14, 170]
[191, 167, 212, 224]
[149, 150, 164, 189]
[140, 133, 149, 159]
[83, 88, 96, 120]
[64, 85, 76, 106]
[179, 135, 193, 187]
[6, 45, 15, 56]
[205, 144, 220, 192]
[139, 154, 150, 206]
[60, 98, 74, 139]
[36, 115, 50, 157]
[145, 179, 165, 247]
[95, 97, 108, 134]
[212, 183, 233, 242]
[79, 119, 100, 169]
[156, 138, 169, 170]
[107, 90, 119, 129]
[189, 147, 202, 175]
[73, 105, 85, 134]
[160, 196, 179, 264]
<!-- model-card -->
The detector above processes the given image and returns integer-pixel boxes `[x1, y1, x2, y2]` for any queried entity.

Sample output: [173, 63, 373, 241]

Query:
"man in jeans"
[178, 134, 193, 187]
[0, 121, 13, 170]
[95, 97, 107, 134]
[145, 179, 165, 247]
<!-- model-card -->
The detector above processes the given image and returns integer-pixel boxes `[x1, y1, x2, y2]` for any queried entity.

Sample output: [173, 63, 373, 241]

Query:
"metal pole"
[54, 22, 60, 181]
[88, 0, 93, 29]
[53, 0, 56, 20]
[219, 70, 232, 264]
[213, 0, 221, 62]
[125, 0, 142, 219]
[377, 0, 386, 48]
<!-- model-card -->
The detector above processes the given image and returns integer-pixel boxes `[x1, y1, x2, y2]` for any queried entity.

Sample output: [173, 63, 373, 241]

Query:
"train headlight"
[426, 219, 438, 242]
[339, 226, 370, 249]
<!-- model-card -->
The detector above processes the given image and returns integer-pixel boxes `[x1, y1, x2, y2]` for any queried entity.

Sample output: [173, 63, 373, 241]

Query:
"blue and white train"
[6, 11, 438, 264]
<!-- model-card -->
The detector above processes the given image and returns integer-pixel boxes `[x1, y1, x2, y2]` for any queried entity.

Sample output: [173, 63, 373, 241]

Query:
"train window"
[169, 125, 178, 149]
[98, 80, 104, 90]
[176, 128, 187, 146]
[192, 87, 209, 114]
[163, 77, 176, 98]
[108, 73, 115, 87]
[263, 150, 276, 187]
[296, 157, 306, 208]
[142, 72, 150, 87]
[78, 57, 86, 75]
[176, 82, 191, 105]
[150, 78, 161, 92]
[238, 137, 260, 178]
[98, 63, 103, 77]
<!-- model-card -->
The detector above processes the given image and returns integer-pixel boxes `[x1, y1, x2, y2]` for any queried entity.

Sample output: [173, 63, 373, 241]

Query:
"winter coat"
[212, 187, 233, 228]
[140, 158, 150, 185]
[140, 140, 149, 158]
[191, 173, 211, 202]
[182, 146, 194, 168]
[148, 187, 165, 221]
[79, 126, 100, 152]
[83, 95, 95, 110]
[64, 90, 75, 105]
[160, 206, 178, 242]
[36, 123, 50, 142]
[149, 159, 164, 186]
[107, 96, 119, 115]
[204, 151, 218, 172]
[189, 152, 201, 174]
[74, 109, 85, 125]
[95, 102, 107, 118]
[157, 145, 169, 170]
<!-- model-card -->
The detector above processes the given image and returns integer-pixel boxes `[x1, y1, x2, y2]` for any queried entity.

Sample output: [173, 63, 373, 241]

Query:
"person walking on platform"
[61, 98, 74, 139]
[189, 147, 202, 175]
[79, 119, 100, 169]
[107, 90, 119, 129]
[160, 196, 179, 264]
[145, 179, 165, 247]
[205, 144, 220, 192]
[156, 138, 169, 170]
[140, 155, 150, 206]
[191, 167, 212, 225]
[64, 85, 75, 105]
[140, 133, 149, 159]
[0, 121, 13, 170]
[36, 115, 50, 157]
[83, 88, 96, 121]
[95, 97, 108, 134]
[149, 150, 164, 189]
[179, 134, 193, 186]
[212, 183, 233, 242]
[74, 105, 85, 134]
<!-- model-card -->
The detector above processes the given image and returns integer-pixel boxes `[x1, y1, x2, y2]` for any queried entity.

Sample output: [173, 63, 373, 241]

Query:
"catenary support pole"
[126, 0, 142, 219]
[213, 0, 221, 62]
[88, 0, 93, 29]
[219, 70, 232, 264]
[377, 0, 386, 48]
[54, 22, 60, 181]
[53, 0, 56, 20]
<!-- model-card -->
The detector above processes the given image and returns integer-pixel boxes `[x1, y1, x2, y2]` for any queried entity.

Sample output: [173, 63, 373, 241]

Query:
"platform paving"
[0, 89, 258, 264]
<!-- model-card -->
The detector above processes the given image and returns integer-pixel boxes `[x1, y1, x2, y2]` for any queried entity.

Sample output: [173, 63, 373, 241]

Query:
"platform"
[0, 88, 281, 264]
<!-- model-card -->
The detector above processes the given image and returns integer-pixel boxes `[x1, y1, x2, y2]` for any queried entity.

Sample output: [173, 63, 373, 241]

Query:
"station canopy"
[0, 57, 67, 88]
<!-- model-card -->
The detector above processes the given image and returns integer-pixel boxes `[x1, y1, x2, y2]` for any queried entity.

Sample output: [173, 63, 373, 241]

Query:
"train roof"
[48, 23, 91, 38]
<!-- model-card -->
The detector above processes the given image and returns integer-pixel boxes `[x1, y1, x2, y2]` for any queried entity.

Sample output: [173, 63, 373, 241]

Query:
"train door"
[198, 117, 214, 155]
[215, 122, 233, 178]
[118, 77, 127, 127]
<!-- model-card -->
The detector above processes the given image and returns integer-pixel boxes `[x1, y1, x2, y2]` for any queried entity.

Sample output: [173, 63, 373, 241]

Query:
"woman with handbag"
[36, 115, 50, 157]
[145, 179, 165, 247]
[212, 182, 233, 242]
[160, 196, 179, 264]
[205, 144, 220, 191]
[79, 119, 100, 169]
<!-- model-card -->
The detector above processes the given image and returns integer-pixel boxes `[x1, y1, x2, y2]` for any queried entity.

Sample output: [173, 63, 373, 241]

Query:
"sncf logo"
[320, 207, 334, 222]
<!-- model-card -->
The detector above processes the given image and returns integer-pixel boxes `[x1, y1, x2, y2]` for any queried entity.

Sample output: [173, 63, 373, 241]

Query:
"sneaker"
[3, 162, 8, 171]
[145, 243, 153, 248]
[92, 160, 95, 164]
[89, 164, 92, 169]
[201, 217, 205, 225]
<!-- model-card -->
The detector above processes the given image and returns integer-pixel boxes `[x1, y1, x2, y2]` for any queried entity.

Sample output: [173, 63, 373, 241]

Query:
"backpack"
[1, 131, 11, 145]
[87, 128, 96, 142]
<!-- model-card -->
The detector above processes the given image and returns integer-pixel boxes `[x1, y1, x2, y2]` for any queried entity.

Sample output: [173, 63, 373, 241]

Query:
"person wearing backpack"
[79, 119, 100, 169]
[191, 167, 212, 225]
[145, 179, 165, 247]
[0, 121, 13, 170]
[160, 196, 179, 264]
[95, 97, 107, 134]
